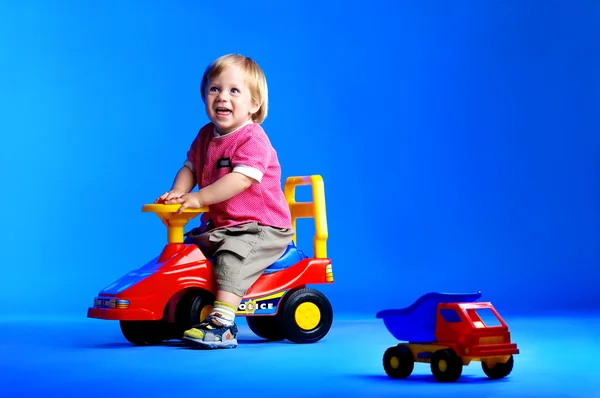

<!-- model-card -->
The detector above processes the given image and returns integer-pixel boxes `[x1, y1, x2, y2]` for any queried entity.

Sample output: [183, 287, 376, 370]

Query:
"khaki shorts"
[186, 222, 295, 296]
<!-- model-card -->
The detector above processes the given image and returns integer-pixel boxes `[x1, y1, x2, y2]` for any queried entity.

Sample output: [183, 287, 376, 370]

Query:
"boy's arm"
[156, 166, 197, 203]
[171, 166, 197, 193]
[164, 172, 253, 212]
[193, 172, 253, 206]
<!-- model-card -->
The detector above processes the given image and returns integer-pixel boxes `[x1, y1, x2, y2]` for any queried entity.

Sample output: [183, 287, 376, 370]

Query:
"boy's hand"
[155, 189, 186, 204]
[164, 193, 203, 214]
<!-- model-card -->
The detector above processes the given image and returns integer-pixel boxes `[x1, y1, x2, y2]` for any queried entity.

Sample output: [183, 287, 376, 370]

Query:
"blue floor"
[1, 313, 599, 398]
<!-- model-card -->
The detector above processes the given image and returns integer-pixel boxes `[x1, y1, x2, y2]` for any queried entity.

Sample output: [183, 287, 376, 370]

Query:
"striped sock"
[210, 301, 237, 326]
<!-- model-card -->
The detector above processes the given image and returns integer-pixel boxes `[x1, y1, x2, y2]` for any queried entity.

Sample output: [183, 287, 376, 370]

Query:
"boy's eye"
[209, 87, 219, 92]
[230, 88, 239, 94]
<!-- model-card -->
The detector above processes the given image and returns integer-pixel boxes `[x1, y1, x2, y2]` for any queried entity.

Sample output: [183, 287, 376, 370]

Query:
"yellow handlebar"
[142, 204, 208, 243]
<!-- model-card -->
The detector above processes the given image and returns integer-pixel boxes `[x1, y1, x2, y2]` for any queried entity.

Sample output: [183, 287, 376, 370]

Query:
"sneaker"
[182, 316, 238, 349]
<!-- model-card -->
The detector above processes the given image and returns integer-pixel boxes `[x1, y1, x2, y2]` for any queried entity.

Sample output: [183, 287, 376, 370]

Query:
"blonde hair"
[200, 54, 268, 124]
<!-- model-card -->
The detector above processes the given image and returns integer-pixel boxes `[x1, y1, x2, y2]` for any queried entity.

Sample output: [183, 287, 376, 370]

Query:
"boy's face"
[205, 64, 259, 135]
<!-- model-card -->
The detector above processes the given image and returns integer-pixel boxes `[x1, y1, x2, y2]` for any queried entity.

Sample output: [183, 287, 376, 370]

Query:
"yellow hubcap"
[200, 305, 213, 323]
[294, 302, 321, 330]
[438, 359, 448, 372]
[390, 356, 400, 369]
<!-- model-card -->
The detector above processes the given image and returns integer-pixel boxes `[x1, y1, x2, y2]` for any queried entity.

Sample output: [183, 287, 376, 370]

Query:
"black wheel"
[383, 345, 414, 379]
[430, 349, 463, 382]
[119, 320, 168, 346]
[482, 355, 514, 379]
[280, 288, 333, 344]
[170, 291, 214, 339]
[246, 316, 285, 341]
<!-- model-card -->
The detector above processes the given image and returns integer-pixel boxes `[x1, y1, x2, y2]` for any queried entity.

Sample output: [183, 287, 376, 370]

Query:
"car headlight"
[94, 297, 130, 309]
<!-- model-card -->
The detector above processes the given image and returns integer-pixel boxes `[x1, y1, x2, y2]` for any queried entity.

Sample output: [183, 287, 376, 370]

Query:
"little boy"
[156, 54, 293, 349]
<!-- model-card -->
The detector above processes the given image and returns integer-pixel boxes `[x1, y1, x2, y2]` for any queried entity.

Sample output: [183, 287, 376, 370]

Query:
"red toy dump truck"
[376, 292, 519, 382]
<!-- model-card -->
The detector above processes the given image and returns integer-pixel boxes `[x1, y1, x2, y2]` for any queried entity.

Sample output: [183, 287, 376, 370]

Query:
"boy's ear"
[250, 100, 261, 115]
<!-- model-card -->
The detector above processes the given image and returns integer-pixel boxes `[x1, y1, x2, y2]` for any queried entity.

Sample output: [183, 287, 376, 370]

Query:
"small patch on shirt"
[217, 157, 232, 169]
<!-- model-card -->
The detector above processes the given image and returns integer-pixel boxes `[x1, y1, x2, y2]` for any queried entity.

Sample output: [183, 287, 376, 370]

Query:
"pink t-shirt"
[185, 122, 292, 230]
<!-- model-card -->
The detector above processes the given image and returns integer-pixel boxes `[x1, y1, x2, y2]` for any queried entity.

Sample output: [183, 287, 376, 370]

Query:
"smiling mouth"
[215, 107, 232, 116]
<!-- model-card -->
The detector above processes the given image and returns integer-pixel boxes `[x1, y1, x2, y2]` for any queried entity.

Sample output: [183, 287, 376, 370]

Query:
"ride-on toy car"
[87, 175, 334, 346]
[377, 292, 519, 382]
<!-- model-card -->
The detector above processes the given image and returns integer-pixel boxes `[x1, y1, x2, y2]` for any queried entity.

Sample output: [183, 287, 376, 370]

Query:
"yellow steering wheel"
[142, 204, 209, 243]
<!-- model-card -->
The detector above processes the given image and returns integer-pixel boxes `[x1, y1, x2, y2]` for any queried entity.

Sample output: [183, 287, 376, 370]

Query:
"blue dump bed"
[376, 291, 482, 343]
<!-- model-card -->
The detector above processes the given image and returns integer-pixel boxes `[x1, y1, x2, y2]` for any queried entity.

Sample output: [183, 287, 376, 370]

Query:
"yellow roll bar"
[283, 175, 328, 259]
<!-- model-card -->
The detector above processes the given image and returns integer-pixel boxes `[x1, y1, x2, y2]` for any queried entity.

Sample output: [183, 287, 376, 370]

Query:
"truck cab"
[436, 302, 518, 359]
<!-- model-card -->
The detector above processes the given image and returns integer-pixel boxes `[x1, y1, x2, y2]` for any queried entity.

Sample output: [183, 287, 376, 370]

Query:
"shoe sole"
[182, 336, 238, 349]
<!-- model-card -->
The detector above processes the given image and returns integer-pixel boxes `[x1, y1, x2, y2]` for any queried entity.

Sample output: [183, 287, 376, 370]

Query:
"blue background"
[1, 0, 598, 319]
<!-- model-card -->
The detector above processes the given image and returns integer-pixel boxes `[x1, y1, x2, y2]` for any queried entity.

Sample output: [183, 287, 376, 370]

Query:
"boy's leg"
[182, 227, 243, 348]
[182, 222, 294, 349]
[181, 284, 243, 349]
[181, 249, 244, 349]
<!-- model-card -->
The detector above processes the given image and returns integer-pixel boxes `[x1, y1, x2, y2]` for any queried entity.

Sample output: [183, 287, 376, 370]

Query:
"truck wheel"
[120, 320, 168, 346]
[280, 288, 333, 344]
[431, 349, 463, 382]
[482, 355, 514, 379]
[246, 315, 285, 341]
[383, 345, 414, 379]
